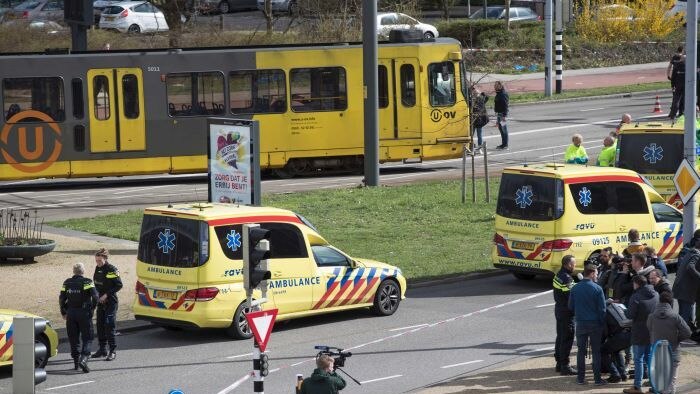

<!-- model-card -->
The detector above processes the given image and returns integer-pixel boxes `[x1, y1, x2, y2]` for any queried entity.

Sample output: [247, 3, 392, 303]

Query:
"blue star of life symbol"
[643, 143, 664, 164]
[226, 229, 242, 251]
[515, 186, 533, 209]
[579, 187, 592, 207]
[157, 229, 176, 254]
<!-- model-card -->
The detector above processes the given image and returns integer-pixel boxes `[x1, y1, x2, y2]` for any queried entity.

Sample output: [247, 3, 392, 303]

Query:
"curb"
[42, 225, 138, 247]
[408, 268, 508, 288]
[512, 89, 670, 107]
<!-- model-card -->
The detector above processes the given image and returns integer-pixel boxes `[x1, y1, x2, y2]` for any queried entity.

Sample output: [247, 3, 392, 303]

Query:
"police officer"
[92, 248, 122, 361]
[553, 255, 577, 375]
[59, 263, 98, 373]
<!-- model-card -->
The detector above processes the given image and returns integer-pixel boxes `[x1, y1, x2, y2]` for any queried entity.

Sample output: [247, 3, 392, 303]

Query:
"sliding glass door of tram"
[378, 58, 421, 140]
[87, 68, 146, 152]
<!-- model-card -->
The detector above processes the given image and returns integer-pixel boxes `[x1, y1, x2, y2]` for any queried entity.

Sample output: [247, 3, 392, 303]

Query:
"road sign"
[245, 309, 278, 352]
[673, 158, 700, 206]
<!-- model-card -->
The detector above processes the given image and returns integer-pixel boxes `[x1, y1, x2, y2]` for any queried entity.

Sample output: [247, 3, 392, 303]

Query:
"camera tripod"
[335, 367, 362, 385]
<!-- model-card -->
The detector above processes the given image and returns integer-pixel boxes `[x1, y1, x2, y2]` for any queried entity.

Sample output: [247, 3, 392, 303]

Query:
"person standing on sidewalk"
[568, 264, 608, 386]
[493, 81, 509, 150]
[59, 263, 98, 373]
[623, 275, 659, 394]
[553, 255, 577, 376]
[672, 236, 700, 334]
[469, 86, 489, 154]
[647, 291, 691, 394]
[669, 47, 686, 120]
[92, 248, 122, 361]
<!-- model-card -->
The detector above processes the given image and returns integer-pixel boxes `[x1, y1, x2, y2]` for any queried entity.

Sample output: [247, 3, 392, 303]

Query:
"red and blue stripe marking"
[0, 322, 14, 360]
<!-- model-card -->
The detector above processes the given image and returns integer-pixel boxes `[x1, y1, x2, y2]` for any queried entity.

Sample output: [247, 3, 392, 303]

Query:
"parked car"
[3, 18, 64, 32]
[469, 6, 541, 21]
[9, 0, 64, 22]
[0, 0, 23, 23]
[256, 0, 296, 14]
[599, 4, 634, 21]
[668, 0, 700, 18]
[99, 1, 168, 33]
[93, 0, 120, 26]
[216, 0, 256, 13]
[377, 12, 438, 40]
[0, 309, 59, 368]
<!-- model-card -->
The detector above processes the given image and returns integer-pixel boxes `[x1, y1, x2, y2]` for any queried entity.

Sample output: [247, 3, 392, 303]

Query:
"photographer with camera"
[300, 354, 347, 394]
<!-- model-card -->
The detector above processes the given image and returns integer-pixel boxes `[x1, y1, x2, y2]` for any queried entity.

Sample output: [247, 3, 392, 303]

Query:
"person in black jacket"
[623, 275, 659, 394]
[91, 248, 123, 361]
[669, 50, 686, 120]
[493, 81, 509, 150]
[59, 263, 98, 373]
[673, 236, 700, 332]
[553, 255, 577, 375]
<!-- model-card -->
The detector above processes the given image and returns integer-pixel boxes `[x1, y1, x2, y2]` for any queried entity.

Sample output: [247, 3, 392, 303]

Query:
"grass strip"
[509, 81, 668, 104]
[49, 179, 500, 280]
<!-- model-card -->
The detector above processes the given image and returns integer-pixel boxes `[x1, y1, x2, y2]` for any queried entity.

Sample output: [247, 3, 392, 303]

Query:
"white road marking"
[522, 346, 555, 354]
[36, 201, 95, 208]
[290, 361, 306, 367]
[535, 303, 555, 308]
[483, 118, 618, 141]
[580, 107, 606, 112]
[360, 374, 403, 384]
[217, 372, 253, 394]
[113, 184, 173, 194]
[226, 352, 253, 359]
[441, 360, 484, 369]
[269, 368, 281, 373]
[388, 323, 429, 332]
[45, 381, 95, 390]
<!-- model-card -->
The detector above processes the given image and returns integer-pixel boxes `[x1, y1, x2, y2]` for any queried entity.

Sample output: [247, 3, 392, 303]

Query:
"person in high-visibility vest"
[565, 134, 588, 165]
[596, 136, 616, 167]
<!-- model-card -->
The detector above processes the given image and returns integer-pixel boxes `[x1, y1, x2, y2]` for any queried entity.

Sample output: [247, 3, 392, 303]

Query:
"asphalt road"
[0, 273, 557, 394]
[0, 91, 672, 221]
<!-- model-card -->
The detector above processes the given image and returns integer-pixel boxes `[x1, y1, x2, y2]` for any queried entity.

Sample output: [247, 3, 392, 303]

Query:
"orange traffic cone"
[653, 95, 663, 113]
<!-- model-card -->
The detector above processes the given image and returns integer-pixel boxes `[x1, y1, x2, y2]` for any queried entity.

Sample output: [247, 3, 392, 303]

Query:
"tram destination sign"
[207, 118, 261, 206]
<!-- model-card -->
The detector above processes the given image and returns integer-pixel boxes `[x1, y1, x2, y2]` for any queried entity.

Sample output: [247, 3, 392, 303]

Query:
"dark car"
[469, 6, 541, 21]
[213, 0, 256, 13]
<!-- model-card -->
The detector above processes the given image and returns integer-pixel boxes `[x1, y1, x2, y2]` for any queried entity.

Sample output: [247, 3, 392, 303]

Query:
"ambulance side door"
[263, 223, 315, 315]
[310, 245, 359, 311]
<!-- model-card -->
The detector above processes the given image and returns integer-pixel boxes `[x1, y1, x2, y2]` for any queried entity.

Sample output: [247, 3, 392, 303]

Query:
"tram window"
[378, 65, 388, 108]
[400, 64, 416, 107]
[92, 75, 110, 120]
[428, 62, 456, 107]
[166, 72, 225, 117]
[71, 78, 84, 120]
[290, 67, 347, 112]
[122, 74, 139, 119]
[3, 77, 65, 122]
[229, 69, 286, 114]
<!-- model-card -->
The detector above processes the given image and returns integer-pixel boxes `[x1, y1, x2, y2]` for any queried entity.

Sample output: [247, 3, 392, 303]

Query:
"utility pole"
[544, 0, 552, 97]
[555, 0, 563, 94]
[362, 0, 379, 186]
[683, 0, 698, 235]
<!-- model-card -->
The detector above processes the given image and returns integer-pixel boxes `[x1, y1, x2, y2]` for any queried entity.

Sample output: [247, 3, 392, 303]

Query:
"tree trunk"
[265, 0, 273, 36]
[151, 0, 190, 47]
[442, 0, 450, 21]
[505, 0, 511, 30]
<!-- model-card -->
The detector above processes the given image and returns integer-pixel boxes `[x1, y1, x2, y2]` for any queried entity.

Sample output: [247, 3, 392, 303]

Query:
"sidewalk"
[473, 62, 668, 94]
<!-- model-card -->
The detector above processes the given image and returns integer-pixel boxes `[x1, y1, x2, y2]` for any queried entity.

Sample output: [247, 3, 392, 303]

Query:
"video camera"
[315, 345, 352, 369]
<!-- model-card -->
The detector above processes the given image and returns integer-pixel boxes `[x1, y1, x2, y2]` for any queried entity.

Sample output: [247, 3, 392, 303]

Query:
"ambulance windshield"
[617, 133, 683, 174]
[497, 173, 564, 221]
[137, 215, 209, 268]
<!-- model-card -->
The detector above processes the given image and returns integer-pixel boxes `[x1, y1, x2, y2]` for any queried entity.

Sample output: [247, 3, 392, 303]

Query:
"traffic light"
[12, 316, 47, 394]
[258, 353, 270, 377]
[242, 224, 271, 291]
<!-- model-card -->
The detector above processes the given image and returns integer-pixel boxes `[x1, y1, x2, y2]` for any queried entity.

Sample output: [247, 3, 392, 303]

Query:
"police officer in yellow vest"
[565, 134, 588, 165]
[597, 136, 616, 167]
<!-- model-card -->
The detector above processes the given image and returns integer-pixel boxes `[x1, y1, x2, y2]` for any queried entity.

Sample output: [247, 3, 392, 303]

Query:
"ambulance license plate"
[511, 241, 536, 250]
[154, 290, 178, 300]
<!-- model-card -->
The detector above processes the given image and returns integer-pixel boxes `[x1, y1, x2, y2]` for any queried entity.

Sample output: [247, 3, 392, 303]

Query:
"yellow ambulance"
[133, 203, 406, 338]
[493, 164, 684, 279]
[0, 309, 58, 368]
[616, 122, 685, 204]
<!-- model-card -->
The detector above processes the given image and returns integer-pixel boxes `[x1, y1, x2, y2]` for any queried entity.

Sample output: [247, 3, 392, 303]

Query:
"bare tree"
[150, 0, 190, 47]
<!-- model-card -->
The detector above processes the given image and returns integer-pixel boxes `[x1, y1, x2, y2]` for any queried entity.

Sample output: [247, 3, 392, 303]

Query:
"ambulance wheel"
[370, 279, 401, 316]
[226, 301, 253, 339]
[512, 272, 535, 280]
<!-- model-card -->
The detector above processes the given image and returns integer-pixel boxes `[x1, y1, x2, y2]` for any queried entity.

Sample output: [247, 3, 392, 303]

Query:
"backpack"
[473, 113, 489, 129]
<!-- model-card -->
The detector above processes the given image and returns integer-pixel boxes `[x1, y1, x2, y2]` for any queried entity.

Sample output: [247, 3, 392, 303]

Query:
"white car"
[377, 12, 438, 40]
[99, 1, 169, 33]
[668, 0, 700, 18]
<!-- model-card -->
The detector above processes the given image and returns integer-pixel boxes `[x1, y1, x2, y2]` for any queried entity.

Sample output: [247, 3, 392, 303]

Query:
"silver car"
[469, 6, 541, 22]
[256, 0, 296, 14]
[10, 0, 64, 22]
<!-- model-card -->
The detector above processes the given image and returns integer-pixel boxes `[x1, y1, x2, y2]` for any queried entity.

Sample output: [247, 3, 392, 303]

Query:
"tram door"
[87, 68, 146, 152]
[378, 58, 421, 140]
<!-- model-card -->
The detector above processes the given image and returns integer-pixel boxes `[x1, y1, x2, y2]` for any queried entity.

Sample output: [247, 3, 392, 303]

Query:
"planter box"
[0, 240, 56, 263]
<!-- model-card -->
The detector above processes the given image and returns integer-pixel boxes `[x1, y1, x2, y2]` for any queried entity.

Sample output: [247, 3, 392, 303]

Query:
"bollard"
[461, 144, 467, 204]
[471, 146, 476, 203]
[483, 142, 490, 202]
[295, 374, 303, 394]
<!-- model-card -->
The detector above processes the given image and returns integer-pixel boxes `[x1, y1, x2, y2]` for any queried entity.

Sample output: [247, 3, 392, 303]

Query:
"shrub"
[437, 19, 541, 47]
